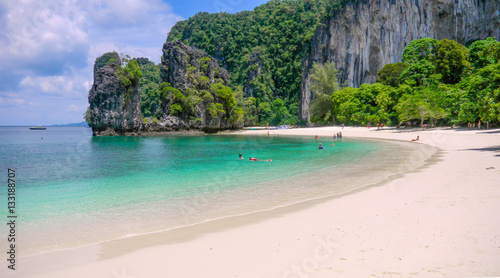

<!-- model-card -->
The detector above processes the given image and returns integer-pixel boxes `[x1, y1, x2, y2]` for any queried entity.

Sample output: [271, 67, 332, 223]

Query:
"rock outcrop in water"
[299, 0, 500, 122]
[88, 52, 143, 136]
[88, 42, 242, 136]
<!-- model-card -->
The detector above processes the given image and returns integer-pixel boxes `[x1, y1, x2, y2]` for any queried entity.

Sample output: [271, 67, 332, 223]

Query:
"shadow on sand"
[463, 145, 500, 157]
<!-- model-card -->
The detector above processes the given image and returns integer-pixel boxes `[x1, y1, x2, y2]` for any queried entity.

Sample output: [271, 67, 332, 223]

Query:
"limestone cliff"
[300, 0, 500, 122]
[161, 40, 229, 90]
[88, 52, 143, 136]
[158, 41, 242, 132]
[87, 42, 242, 136]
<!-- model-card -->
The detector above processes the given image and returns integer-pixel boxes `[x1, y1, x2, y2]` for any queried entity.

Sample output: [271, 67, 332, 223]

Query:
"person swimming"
[249, 157, 272, 162]
[239, 153, 244, 160]
[319, 143, 324, 149]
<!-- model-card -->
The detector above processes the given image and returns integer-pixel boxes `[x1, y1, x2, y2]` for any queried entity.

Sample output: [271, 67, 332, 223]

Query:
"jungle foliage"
[309, 37, 500, 127]
[167, 0, 337, 125]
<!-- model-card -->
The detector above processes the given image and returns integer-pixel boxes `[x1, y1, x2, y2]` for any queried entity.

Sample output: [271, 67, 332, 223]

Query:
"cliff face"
[88, 43, 242, 135]
[158, 41, 242, 132]
[300, 0, 500, 122]
[161, 40, 229, 90]
[88, 53, 143, 136]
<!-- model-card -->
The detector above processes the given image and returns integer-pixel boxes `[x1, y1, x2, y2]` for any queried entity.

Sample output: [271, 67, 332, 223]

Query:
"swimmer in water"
[239, 153, 243, 160]
[249, 157, 272, 162]
[319, 143, 324, 149]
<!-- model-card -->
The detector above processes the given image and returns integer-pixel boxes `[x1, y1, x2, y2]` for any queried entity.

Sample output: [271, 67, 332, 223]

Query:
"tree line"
[309, 37, 500, 127]
[86, 37, 499, 128]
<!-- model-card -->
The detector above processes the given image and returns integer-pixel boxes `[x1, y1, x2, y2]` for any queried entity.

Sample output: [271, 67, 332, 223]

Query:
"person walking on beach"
[478, 120, 481, 129]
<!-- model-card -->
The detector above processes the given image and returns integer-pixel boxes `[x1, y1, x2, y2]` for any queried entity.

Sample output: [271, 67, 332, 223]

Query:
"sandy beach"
[15, 127, 500, 277]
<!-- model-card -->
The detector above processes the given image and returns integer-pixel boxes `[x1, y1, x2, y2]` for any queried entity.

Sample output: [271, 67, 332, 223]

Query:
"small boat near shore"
[29, 126, 47, 130]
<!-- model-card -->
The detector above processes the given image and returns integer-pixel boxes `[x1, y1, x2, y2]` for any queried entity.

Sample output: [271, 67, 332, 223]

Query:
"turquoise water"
[0, 126, 420, 256]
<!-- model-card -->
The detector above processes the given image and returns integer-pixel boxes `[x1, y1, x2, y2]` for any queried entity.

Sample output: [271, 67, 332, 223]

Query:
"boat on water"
[29, 126, 47, 130]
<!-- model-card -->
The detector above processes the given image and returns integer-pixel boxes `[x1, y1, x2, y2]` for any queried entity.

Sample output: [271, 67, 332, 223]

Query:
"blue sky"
[0, 0, 268, 125]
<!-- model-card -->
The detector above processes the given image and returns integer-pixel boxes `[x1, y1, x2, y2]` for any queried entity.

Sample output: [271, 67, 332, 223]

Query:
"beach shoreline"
[6, 126, 500, 277]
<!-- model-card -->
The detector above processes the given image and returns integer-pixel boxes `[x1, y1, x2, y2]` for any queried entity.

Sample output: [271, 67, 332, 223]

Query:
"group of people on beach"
[468, 120, 490, 129]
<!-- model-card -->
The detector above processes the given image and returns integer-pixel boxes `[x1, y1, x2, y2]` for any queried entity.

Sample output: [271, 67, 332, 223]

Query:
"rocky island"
[88, 41, 243, 135]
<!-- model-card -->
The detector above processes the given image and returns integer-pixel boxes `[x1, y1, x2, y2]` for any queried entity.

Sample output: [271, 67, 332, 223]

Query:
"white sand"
[16, 127, 500, 277]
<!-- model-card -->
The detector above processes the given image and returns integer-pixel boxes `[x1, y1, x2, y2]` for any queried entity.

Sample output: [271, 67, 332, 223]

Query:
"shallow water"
[0, 127, 433, 257]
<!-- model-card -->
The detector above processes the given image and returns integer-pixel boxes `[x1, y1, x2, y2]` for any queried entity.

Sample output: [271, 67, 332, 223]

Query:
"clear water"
[0, 126, 428, 257]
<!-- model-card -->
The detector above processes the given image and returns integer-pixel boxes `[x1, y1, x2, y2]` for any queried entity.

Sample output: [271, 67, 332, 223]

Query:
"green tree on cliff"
[167, 0, 331, 125]
[309, 61, 340, 123]
[468, 37, 500, 70]
[118, 59, 142, 87]
[376, 62, 407, 87]
[434, 39, 470, 84]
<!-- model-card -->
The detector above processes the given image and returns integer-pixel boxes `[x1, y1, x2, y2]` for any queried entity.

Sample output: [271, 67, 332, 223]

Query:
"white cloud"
[19, 75, 78, 96]
[83, 80, 92, 91]
[0, 0, 183, 125]
[1, 0, 90, 75]
[66, 104, 86, 112]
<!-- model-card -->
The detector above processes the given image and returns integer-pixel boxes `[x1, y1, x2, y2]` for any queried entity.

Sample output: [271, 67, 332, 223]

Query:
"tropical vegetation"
[309, 37, 500, 127]
[85, 0, 499, 128]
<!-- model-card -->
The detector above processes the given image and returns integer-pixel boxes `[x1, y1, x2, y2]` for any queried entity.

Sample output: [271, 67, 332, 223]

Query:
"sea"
[0, 126, 434, 259]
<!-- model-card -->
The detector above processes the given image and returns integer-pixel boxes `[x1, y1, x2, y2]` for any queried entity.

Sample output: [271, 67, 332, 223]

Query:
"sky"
[0, 0, 268, 126]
